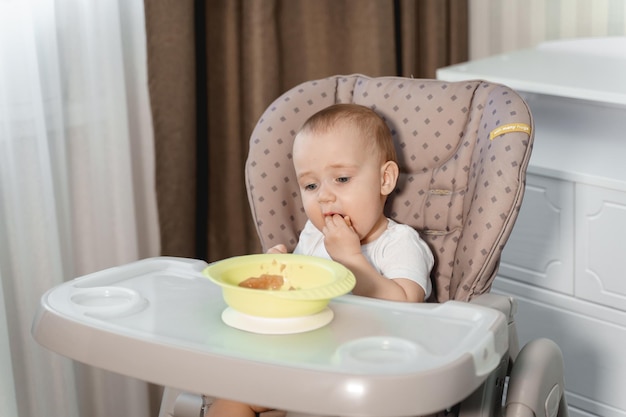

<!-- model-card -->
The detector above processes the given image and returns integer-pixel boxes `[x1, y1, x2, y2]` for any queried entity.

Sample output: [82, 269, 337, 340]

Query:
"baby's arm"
[322, 215, 424, 303]
[340, 254, 425, 302]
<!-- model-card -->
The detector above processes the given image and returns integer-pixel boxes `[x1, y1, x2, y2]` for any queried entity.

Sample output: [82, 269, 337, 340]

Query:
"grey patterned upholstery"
[245, 74, 533, 302]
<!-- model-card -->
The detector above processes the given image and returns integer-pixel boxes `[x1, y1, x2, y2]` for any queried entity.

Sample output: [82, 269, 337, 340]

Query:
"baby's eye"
[303, 183, 317, 191]
[336, 176, 350, 184]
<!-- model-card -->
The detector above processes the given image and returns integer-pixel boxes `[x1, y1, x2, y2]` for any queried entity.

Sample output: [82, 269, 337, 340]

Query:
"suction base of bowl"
[221, 307, 334, 334]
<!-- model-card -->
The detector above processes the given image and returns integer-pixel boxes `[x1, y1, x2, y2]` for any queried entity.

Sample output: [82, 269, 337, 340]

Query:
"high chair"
[160, 75, 568, 417]
[32, 75, 568, 417]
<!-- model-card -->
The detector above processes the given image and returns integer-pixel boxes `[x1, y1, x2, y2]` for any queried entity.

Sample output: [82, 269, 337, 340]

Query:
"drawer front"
[499, 174, 574, 293]
[576, 184, 626, 310]
[493, 278, 626, 417]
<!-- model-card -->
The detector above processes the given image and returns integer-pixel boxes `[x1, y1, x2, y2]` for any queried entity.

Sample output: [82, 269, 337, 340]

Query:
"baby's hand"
[323, 214, 360, 261]
[266, 244, 288, 254]
[343, 216, 352, 228]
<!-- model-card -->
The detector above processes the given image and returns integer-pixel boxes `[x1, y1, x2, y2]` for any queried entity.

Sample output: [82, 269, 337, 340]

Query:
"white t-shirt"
[293, 219, 433, 298]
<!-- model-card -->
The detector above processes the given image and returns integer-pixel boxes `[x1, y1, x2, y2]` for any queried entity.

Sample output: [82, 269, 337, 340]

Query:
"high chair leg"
[505, 338, 567, 417]
[159, 388, 208, 417]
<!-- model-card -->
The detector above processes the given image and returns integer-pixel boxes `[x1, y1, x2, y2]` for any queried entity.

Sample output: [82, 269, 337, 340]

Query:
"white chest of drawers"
[438, 38, 626, 417]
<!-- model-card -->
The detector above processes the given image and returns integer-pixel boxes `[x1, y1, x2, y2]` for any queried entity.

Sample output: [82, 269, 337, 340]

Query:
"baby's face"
[293, 123, 391, 244]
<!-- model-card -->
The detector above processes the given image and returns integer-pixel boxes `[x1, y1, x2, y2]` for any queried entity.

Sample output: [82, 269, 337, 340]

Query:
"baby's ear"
[380, 161, 399, 196]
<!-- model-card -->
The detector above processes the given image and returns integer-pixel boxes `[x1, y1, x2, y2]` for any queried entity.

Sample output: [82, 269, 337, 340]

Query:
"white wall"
[469, 0, 626, 59]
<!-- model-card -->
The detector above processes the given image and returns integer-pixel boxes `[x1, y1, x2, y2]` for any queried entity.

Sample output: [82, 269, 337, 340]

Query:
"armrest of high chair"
[469, 293, 520, 360]
[505, 338, 568, 417]
[469, 293, 516, 320]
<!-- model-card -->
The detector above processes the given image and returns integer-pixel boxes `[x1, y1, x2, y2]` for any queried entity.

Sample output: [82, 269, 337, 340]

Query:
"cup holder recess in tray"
[334, 336, 422, 372]
[70, 286, 148, 319]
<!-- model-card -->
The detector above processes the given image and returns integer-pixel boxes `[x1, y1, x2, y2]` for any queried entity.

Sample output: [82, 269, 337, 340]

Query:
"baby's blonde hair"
[297, 103, 398, 164]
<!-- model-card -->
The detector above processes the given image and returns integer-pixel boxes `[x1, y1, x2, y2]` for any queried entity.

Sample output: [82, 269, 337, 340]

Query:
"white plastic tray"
[32, 257, 508, 416]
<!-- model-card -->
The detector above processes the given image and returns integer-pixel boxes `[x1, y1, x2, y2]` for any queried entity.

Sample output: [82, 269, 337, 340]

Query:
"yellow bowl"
[203, 254, 356, 318]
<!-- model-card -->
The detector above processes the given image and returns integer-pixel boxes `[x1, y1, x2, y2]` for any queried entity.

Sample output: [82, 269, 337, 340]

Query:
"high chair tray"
[32, 257, 508, 417]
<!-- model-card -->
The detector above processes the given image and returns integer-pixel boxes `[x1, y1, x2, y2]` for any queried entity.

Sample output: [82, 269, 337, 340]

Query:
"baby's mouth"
[324, 212, 344, 218]
[324, 213, 352, 228]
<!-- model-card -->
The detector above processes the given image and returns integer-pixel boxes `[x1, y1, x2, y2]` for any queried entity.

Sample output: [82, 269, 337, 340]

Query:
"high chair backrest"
[245, 75, 533, 302]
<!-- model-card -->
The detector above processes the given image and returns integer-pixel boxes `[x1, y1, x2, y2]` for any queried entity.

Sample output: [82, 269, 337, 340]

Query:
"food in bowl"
[238, 274, 288, 290]
[204, 253, 356, 318]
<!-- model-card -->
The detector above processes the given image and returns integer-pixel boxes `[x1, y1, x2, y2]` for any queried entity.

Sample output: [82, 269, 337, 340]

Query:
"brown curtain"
[145, 0, 468, 263]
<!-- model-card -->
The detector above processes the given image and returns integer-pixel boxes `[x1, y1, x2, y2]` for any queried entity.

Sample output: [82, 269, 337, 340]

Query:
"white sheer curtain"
[0, 0, 160, 416]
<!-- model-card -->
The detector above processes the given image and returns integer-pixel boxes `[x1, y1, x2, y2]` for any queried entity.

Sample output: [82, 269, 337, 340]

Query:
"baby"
[207, 103, 434, 417]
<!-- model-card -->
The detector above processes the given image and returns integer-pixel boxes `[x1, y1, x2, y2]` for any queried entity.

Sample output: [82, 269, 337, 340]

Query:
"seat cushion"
[246, 75, 533, 302]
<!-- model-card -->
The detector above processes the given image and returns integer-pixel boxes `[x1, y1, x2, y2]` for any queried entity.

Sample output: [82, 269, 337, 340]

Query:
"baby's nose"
[317, 183, 335, 202]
